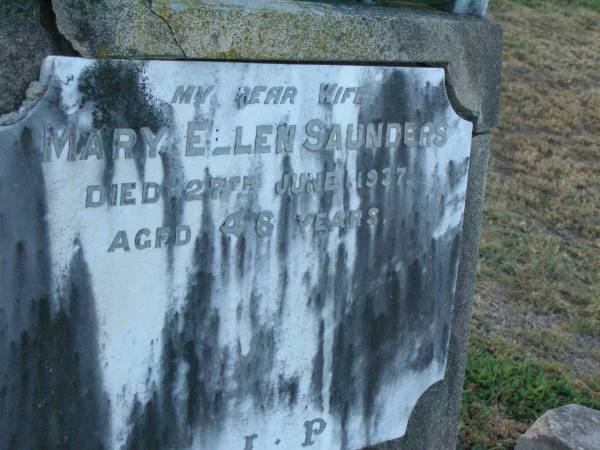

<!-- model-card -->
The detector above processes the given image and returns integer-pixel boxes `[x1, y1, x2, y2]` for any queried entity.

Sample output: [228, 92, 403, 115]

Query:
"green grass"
[460, 335, 600, 448]
[467, 340, 600, 421]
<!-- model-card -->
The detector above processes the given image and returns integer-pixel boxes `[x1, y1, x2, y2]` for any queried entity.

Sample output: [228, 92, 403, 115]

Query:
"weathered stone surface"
[51, 0, 185, 58]
[370, 133, 491, 450]
[516, 404, 600, 450]
[0, 0, 54, 116]
[50, 0, 502, 132]
[0, 56, 475, 450]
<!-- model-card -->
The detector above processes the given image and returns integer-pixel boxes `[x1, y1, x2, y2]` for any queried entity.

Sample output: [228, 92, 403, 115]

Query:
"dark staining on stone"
[1, 124, 107, 450]
[333, 244, 348, 321]
[221, 234, 231, 283]
[126, 199, 222, 448]
[326, 70, 464, 442]
[277, 155, 293, 259]
[277, 268, 289, 318]
[12, 241, 26, 326]
[410, 337, 435, 372]
[303, 270, 312, 289]
[16, 127, 52, 288]
[1, 252, 109, 450]
[448, 156, 470, 189]
[127, 393, 162, 450]
[78, 60, 170, 185]
[309, 252, 330, 313]
[362, 267, 403, 422]
[236, 234, 246, 278]
[184, 339, 201, 425]
[55, 241, 108, 448]
[156, 322, 179, 444]
[340, 164, 351, 238]
[249, 289, 260, 330]
[124, 176, 302, 448]
[173, 193, 226, 430]
[0, 66, 468, 448]
[276, 155, 293, 318]
[278, 374, 300, 408]
[330, 319, 355, 450]
[439, 194, 447, 220]
[233, 326, 277, 408]
[310, 319, 325, 411]
[0, 125, 50, 447]
[160, 148, 185, 272]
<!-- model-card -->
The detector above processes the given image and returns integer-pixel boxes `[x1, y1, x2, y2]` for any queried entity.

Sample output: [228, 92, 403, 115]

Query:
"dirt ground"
[460, 0, 600, 447]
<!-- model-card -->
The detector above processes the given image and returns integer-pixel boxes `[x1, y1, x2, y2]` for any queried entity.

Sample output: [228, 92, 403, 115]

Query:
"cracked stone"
[51, 0, 185, 58]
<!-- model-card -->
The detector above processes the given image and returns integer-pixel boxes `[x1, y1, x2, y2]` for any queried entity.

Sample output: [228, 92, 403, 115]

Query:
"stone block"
[516, 404, 600, 450]
[51, 0, 502, 132]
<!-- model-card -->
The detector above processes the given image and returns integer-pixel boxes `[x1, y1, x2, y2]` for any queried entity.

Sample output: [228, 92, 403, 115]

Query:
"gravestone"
[0, 2, 502, 450]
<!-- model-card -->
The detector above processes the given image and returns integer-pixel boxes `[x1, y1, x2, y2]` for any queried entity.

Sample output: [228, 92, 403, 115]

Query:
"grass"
[508, 0, 600, 10]
[460, 0, 600, 447]
[460, 334, 600, 448]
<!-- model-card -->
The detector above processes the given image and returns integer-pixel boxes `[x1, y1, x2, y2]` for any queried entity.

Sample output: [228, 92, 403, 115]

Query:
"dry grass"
[482, 0, 600, 374]
[461, 0, 600, 447]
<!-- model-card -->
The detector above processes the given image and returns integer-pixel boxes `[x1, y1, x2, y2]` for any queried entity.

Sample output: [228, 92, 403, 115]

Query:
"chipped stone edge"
[0, 81, 46, 127]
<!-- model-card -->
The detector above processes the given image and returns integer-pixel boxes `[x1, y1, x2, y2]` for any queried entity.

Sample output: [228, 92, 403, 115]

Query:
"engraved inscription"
[0, 58, 473, 450]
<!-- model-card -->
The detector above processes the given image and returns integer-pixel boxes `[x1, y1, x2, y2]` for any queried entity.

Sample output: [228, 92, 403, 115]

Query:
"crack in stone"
[147, 0, 187, 58]
[40, 0, 79, 56]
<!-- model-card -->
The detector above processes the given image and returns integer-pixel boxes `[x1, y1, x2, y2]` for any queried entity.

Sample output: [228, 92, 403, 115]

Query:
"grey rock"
[0, 0, 55, 116]
[50, 0, 501, 132]
[51, 0, 185, 58]
[516, 404, 600, 450]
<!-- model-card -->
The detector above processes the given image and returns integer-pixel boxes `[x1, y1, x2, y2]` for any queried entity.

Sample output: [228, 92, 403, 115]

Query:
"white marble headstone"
[0, 57, 472, 450]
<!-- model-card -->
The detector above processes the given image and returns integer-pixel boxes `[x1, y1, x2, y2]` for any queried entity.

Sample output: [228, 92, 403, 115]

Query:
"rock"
[516, 404, 600, 450]
[51, 0, 185, 58]
[0, 0, 55, 116]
